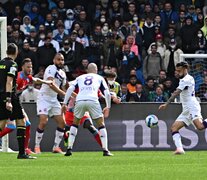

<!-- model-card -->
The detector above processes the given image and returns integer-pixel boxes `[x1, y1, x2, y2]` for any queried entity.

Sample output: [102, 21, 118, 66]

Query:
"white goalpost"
[0, 17, 8, 152]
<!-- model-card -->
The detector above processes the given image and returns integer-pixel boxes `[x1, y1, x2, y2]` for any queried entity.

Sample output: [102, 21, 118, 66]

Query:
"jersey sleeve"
[7, 62, 17, 77]
[99, 77, 109, 93]
[177, 79, 188, 91]
[44, 66, 56, 80]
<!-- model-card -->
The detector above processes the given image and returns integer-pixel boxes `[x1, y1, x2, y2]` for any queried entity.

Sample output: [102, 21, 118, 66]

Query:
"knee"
[83, 120, 91, 129]
[171, 125, 178, 133]
[195, 124, 204, 131]
[39, 119, 48, 129]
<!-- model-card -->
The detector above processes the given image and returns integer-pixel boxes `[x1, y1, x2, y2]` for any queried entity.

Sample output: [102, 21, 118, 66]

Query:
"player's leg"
[12, 95, 36, 159]
[63, 110, 74, 147]
[65, 116, 81, 156]
[0, 120, 16, 137]
[171, 121, 185, 154]
[82, 116, 102, 147]
[65, 101, 85, 156]
[34, 114, 48, 154]
[0, 120, 7, 132]
[193, 118, 207, 130]
[52, 114, 65, 153]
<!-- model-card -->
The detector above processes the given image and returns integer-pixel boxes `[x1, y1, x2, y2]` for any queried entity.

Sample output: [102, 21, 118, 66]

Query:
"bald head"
[87, 63, 98, 73]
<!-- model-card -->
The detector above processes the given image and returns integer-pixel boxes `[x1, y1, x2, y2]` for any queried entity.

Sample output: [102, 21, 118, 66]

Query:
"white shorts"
[74, 100, 103, 120]
[37, 96, 61, 117]
[176, 106, 202, 126]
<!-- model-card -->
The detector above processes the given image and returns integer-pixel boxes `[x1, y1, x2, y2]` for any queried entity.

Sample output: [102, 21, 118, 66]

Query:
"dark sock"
[17, 126, 26, 155]
[88, 126, 102, 147]
[64, 125, 70, 139]
[203, 120, 207, 128]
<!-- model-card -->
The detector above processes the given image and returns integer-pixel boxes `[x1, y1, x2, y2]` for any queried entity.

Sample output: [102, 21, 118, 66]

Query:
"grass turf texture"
[0, 151, 206, 180]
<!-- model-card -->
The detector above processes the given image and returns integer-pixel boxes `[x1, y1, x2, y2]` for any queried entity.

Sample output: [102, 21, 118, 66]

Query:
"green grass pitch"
[0, 151, 206, 180]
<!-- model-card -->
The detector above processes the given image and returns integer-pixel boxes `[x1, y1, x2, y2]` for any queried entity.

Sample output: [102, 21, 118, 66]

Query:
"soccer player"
[64, 89, 102, 147]
[0, 58, 52, 154]
[62, 63, 113, 156]
[159, 61, 207, 154]
[34, 53, 67, 154]
[0, 43, 35, 159]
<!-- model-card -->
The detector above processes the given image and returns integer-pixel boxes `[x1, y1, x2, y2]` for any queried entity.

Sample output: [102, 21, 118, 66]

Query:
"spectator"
[20, 15, 33, 36]
[11, 18, 25, 40]
[44, 13, 56, 32]
[20, 84, 39, 103]
[8, 5, 24, 25]
[175, 11, 186, 35]
[143, 16, 155, 51]
[53, 23, 68, 47]
[191, 29, 207, 53]
[76, 27, 89, 48]
[34, 66, 45, 80]
[164, 39, 183, 78]
[118, 44, 141, 83]
[73, 10, 91, 36]
[163, 78, 174, 99]
[196, 12, 204, 29]
[127, 83, 147, 102]
[143, 76, 156, 100]
[57, 0, 67, 19]
[59, 39, 74, 80]
[8, 30, 23, 51]
[16, 40, 37, 73]
[39, 31, 60, 52]
[140, 3, 155, 20]
[88, 24, 105, 70]
[125, 35, 139, 56]
[36, 36, 56, 69]
[108, 0, 124, 20]
[201, 16, 207, 39]
[125, 2, 137, 21]
[127, 75, 139, 94]
[64, 9, 75, 33]
[120, 83, 128, 102]
[28, 3, 44, 29]
[74, 58, 89, 77]
[143, 44, 164, 80]
[148, 85, 167, 102]
[156, 70, 167, 84]
[27, 26, 39, 52]
[160, 2, 179, 33]
[148, 34, 167, 59]
[186, 5, 197, 23]
[118, 15, 131, 42]
[103, 32, 120, 71]
[180, 16, 198, 53]
[164, 26, 182, 49]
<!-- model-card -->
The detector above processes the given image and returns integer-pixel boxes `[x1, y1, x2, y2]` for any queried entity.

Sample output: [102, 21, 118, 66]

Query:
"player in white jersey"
[62, 63, 113, 156]
[35, 53, 67, 154]
[159, 61, 207, 154]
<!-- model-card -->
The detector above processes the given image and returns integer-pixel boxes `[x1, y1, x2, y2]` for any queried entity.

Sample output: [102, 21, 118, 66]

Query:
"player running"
[159, 61, 207, 154]
[34, 53, 67, 154]
[62, 63, 113, 156]
[0, 58, 52, 154]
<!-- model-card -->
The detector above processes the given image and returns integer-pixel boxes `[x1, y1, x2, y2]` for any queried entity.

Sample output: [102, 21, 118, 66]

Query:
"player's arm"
[47, 77, 66, 96]
[61, 84, 76, 114]
[32, 77, 53, 85]
[6, 76, 14, 111]
[158, 88, 182, 110]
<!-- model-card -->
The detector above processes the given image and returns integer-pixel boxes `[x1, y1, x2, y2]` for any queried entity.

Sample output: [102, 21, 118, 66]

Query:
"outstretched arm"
[32, 77, 53, 85]
[158, 88, 182, 110]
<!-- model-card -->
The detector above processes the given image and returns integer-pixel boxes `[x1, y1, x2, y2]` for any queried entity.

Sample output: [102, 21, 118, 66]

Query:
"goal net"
[0, 17, 8, 152]
[180, 53, 207, 102]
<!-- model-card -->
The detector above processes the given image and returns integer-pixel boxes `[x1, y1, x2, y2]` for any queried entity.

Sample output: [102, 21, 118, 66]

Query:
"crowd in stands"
[1, 0, 207, 103]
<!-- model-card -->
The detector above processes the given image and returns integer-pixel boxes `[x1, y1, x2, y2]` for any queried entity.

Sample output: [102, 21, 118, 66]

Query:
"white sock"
[99, 128, 108, 151]
[53, 128, 64, 149]
[172, 132, 183, 149]
[35, 130, 44, 147]
[68, 126, 78, 149]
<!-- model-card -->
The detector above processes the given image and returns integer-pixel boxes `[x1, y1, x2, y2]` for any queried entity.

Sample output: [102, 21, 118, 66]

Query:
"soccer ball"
[145, 115, 158, 128]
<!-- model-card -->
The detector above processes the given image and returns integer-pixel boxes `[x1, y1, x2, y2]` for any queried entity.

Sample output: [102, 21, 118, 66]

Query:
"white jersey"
[71, 73, 108, 102]
[177, 74, 199, 107]
[39, 64, 66, 99]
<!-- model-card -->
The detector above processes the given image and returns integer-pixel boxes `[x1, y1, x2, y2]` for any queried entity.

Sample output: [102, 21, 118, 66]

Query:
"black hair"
[176, 61, 189, 68]
[6, 43, 18, 55]
[22, 58, 32, 66]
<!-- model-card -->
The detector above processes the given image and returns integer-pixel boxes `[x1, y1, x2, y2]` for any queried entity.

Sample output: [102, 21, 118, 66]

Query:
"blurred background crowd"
[1, 0, 207, 103]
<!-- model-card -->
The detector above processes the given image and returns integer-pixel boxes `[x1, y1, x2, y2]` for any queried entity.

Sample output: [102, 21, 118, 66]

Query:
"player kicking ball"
[62, 63, 113, 156]
[159, 61, 207, 154]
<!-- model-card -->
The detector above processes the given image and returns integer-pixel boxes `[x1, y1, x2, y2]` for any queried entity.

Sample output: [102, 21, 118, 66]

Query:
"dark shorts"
[0, 93, 24, 121]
